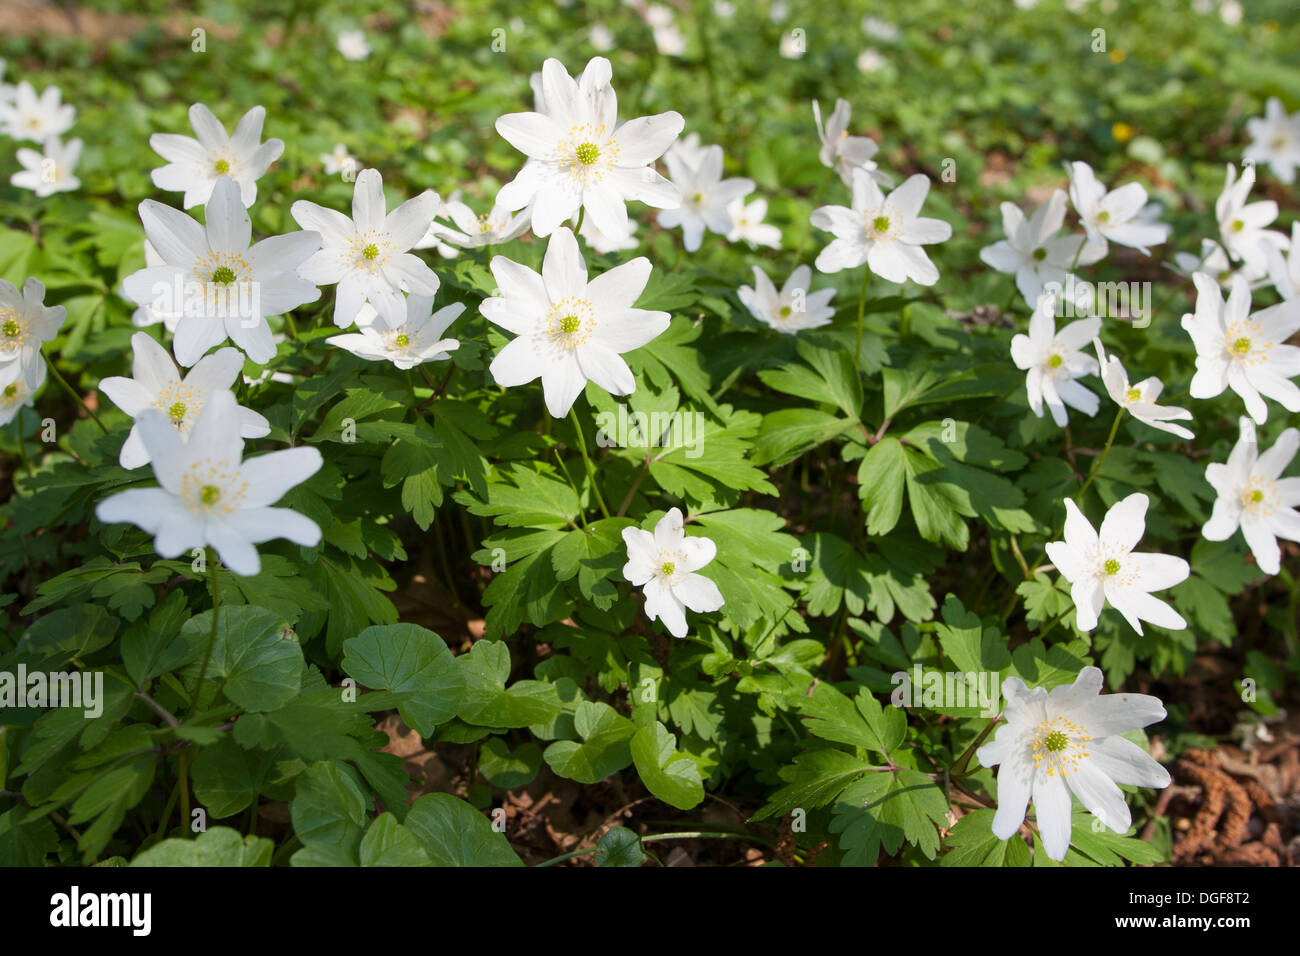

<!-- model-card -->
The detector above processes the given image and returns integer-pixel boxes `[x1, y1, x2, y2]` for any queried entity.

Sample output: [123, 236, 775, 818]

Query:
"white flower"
[1266, 223, 1300, 300]
[1244, 97, 1300, 185]
[1066, 161, 1169, 255]
[481, 226, 668, 418]
[150, 104, 284, 210]
[327, 294, 462, 370]
[320, 143, 357, 178]
[95, 390, 322, 576]
[0, 277, 65, 390]
[495, 56, 684, 238]
[812, 98, 889, 188]
[1216, 163, 1289, 280]
[976, 666, 1171, 862]
[1220, 0, 1243, 25]
[11, 136, 81, 197]
[99, 332, 269, 469]
[590, 23, 615, 51]
[1173, 238, 1234, 287]
[979, 189, 1105, 304]
[1047, 493, 1189, 634]
[0, 355, 44, 426]
[123, 176, 322, 367]
[738, 265, 835, 334]
[578, 212, 637, 254]
[621, 507, 724, 638]
[1009, 292, 1101, 427]
[856, 49, 887, 73]
[0, 82, 74, 142]
[657, 144, 754, 252]
[1203, 417, 1300, 575]
[1093, 338, 1194, 440]
[292, 167, 439, 329]
[725, 196, 782, 249]
[861, 16, 899, 41]
[1183, 272, 1300, 425]
[123, 241, 181, 332]
[811, 170, 951, 286]
[666, 131, 708, 172]
[337, 29, 371, 61]
[779, 31, 805, 59]
[423, 197, 531, 250]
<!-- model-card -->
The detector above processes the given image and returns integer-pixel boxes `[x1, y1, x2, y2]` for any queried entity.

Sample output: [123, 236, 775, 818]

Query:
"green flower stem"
[950, 715, 1001, 779]
[12, 418, 32, 478]
[41, 347, 107, 434]
[192, 550, 221, 717]
[569, 407, 611, 520]
[855, 266, 870, 376]
[178, 749, 190, 840]
[1069, 234, 1089, 272]
[1025, 407, 1125, 578]
[1076, 406, 1125, 503]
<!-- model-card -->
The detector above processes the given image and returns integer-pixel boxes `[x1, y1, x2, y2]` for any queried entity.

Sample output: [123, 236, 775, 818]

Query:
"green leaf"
[594, 827, 645, 867]
[801, 683, 905, 757]
[359, 813, 433, 866]
[131, 827, 273, 867]
[478, 739, 543, 789]
[629, 721, 704, 810]
[403, 793, 523, 867]
[456, 641, 564, 729]
[180, 606, 303, 712]
[543, 701, 636, 784]
[289, 761, 370, 849]
[341, 624, 464, 735]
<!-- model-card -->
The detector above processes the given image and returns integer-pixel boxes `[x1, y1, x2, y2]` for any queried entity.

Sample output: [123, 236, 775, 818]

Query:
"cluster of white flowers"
[0, 70, 81, 197]
[12, 45, 1297, 865]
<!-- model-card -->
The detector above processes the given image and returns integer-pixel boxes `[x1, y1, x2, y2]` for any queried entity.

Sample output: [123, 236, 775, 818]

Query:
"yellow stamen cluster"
[557, 124, 619, 187]
[1240, 477, 1277, 517]
[1031, 716, 1092, 777]
[865, 207, 902, 242]
[1224, 318, 1272, 367]
[347, 230, 394, 272]
[155, 381, 203, 432]
[0, 309, 28, 355]
[181, 458, 248, 514]
[544, 295, 596, 351]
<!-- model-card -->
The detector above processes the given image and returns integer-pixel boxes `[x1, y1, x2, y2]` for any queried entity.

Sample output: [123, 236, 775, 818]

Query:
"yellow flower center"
[210, 266, 237, 285]
[1103, 558, 1121, 576]
[1124, 386, 1141, 403]
[779, 305, 792, 318]
[1031, 716, 1092, 777]
[395, 333, 410, 347]
[2, 319, 18, 338]
[872, 215, 892, 233]
[362, 243, 379, 260]
[1231, 337, 1251, 355]
[545, 296, 596, 351]
[1250, 489, 1264, 503]
[214, 159, 230, 174]
[168, 401, 186, 421]
[3, 384, 17, 398]
[200, 485, 221, 505]
[1231, 219, 1245, 232]
[1096, 210, 1110, 223]
[575, 142, 600, 166]
[1032, 247, 1048, 261]
[1047, 353, 1064, 369]
[660, 561, 676, 576]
